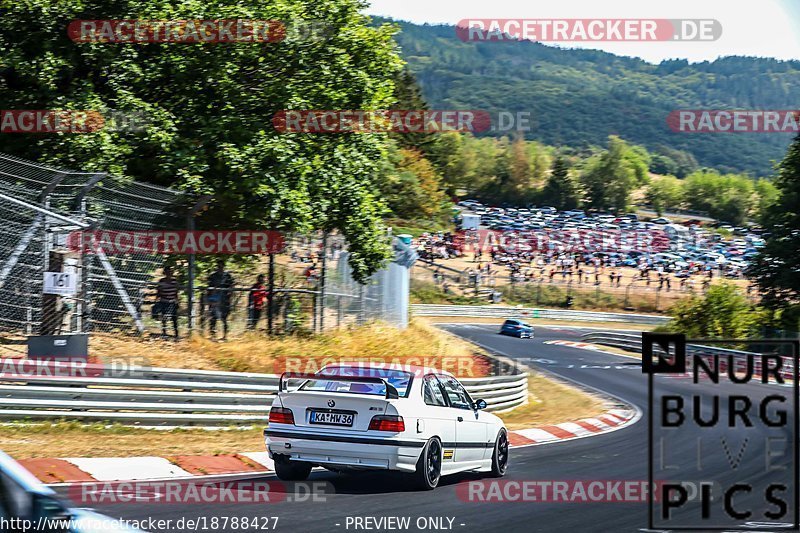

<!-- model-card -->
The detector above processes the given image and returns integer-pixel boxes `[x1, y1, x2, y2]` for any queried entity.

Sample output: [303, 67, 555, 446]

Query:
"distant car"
[499, 319, 534, 338]
[651, 217, 671, 224]
[0, 451, 144, 532]
[265, 365, 508, 490]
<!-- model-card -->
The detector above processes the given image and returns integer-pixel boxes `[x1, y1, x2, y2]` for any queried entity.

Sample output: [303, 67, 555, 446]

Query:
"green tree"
[580, 136, 648, 212]
[528, 141, 552, 186]
[683, 171, 756, 224]
[650, 146, 698, 178]
[540, 156, 580, 210]
[750, 132, 800, 307]
[508, 136, 533, 199]
[467, 135, 500, 193]
[390, 69, 437, 156]
[481, 137, 514, 204]
[645, 176, 684, 216]
[428, 132, 477, 195]
[665, 283, 763, 339]
[378, 144, 447, 220]
[754, 178, 780, 223]
[0, 0, 403, 281]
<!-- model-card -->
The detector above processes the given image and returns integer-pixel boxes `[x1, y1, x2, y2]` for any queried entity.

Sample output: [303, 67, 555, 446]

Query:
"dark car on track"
[499, 319, 534, 338]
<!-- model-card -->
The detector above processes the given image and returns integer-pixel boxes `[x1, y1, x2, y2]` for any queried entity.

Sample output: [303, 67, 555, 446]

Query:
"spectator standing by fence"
[207, 260, 234, 340]
[247, 274, 268, 330]
[156, 266, 179, 339]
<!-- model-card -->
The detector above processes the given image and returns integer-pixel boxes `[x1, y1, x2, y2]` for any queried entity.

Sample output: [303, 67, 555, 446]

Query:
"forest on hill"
[383, 17, 800, 176]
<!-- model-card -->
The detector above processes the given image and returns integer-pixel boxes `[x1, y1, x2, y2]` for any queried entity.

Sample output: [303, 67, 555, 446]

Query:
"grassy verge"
[411, 278, 686, 313]
[93, 319, 491, 377]
[498, 374, 606, 430]
[0, 423, 266, 458]
[500, 283, 671, 313]
[411, 280, 485, 306]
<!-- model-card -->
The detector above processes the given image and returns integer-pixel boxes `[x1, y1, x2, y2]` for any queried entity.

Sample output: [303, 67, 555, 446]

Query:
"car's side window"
[438, 375, 472, 410]
[0, 471, 32, 520]
[423, 375, 447, 407]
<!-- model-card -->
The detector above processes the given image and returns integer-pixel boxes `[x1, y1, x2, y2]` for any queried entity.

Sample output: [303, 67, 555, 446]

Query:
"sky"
[365, 0, 800, 64]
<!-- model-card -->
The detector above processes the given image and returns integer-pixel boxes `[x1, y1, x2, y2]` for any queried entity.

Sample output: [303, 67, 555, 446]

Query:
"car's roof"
[321, 362, 455, 378]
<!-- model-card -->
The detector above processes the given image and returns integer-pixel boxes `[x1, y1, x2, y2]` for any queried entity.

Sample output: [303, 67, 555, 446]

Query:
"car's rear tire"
[490, 429, 509, 477]
[413, 438, 442, 490]
[274, 457, 312, 481]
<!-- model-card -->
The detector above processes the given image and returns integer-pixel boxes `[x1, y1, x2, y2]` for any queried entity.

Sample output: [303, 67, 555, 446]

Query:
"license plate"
[309, 410, 354, 426]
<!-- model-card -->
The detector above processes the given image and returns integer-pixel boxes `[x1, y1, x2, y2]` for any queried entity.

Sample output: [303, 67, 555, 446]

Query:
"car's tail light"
[269, 407, 295, 425]
[368, 415, 405, 432]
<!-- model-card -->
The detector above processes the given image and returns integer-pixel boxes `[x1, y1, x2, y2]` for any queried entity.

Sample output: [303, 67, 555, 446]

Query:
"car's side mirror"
[473, 399, 488, 410]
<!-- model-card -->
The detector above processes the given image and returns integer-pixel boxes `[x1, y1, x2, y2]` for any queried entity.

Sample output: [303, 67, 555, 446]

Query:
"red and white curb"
[506, 408, 637, 448]
[543, 340, 608, 351]
[23, 408, 636, 486]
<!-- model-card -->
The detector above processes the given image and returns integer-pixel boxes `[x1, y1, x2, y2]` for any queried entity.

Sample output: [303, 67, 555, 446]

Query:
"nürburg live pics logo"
[644, 332, 800, 530]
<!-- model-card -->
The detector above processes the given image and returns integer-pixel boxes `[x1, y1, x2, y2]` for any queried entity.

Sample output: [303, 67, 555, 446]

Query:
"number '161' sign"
[43, 272, 77, 296]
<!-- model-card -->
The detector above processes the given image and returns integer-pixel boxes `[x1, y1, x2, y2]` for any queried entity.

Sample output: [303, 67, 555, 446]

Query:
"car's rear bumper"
[265, 428, 425, 472]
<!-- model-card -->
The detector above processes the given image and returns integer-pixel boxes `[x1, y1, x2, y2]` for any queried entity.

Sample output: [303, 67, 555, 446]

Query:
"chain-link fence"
[0, 153, 415, 354]
[132, 233, 414, 339]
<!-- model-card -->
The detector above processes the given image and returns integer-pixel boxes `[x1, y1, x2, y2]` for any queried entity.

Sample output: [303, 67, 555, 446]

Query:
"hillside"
[382, 18, 800, 176]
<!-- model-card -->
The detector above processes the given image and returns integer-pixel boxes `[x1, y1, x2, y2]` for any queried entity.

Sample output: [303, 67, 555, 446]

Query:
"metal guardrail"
[581, 332, 647, 352]
[0, 363, 528, 426]
[412, 304, 670, 325]
[580, 332, 792, 368]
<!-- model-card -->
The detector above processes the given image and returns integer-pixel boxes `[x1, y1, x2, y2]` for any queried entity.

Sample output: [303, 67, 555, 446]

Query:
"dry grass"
[498, 373, 606, 430]
[0, 423, 266, 458]
[93, 319, 491, 378]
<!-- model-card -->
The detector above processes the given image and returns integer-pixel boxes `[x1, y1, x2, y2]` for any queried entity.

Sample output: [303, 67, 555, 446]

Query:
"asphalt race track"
[58, 325, 797, 533]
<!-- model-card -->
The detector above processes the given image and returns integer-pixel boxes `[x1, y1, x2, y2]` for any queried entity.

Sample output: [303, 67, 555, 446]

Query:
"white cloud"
[365, 0, 800, 63]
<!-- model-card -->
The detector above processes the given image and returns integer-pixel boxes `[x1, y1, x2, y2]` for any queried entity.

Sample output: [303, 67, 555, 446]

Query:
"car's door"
[501, 320, 517, 335]
[437, 374, 490, 463]
[420, 374, 458, 464]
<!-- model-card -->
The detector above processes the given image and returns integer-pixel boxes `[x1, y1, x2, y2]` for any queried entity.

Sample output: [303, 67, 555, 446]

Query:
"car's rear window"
[301, 366, 413, 398]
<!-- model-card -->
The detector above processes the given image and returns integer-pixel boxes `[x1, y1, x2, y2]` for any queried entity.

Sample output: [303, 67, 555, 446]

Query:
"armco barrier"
[411, 304, 669, 325]
[0, 362, 528, 426]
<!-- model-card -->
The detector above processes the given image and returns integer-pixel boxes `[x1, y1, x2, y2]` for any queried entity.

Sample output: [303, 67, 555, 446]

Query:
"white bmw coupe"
[264, 364, 509, 490]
